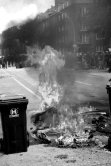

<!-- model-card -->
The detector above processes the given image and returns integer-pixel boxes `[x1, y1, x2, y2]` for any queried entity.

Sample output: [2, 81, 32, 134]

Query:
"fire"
[45, 105, 99, 147]
[37, 46, 65, 107]
[28, 46, 108, 148]
[57, 105, 94, 137]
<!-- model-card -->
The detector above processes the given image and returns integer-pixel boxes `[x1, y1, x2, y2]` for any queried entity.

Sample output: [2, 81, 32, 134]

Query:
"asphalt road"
[0, 68, 41, 111]
[0, 67, 110, 112]
[0, 67, 110, 136]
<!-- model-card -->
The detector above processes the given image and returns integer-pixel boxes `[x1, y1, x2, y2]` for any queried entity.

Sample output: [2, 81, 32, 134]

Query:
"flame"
[28, 46, 97, 147]
[55, 105, 95, 145]
[37, 46, 65, 107]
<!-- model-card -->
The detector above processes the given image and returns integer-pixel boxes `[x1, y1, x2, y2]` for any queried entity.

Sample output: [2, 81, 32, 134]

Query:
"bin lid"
[0, 93, 28, 105]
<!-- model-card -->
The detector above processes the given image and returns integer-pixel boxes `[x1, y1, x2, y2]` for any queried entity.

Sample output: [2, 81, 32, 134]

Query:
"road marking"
[88, 74, 99, 77]
[2, 68, 37, 86]
[13, 77, 39, 97]
[75, 81, 92, 86]
[1, 69, 92, 98]
[90, 73, 105, 77]
[1, 69, 42, 99]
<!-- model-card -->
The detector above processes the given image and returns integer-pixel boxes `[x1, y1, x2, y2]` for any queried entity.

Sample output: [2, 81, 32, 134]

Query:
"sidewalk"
[0, 144, 111, 166]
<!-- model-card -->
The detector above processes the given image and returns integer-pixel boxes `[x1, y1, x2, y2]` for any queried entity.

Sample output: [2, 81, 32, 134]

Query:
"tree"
[2, 26, 27, 64]
[1, 17, 39, 65]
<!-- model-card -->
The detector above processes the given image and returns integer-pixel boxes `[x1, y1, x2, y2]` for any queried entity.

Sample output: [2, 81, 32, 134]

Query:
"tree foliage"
[2, 18, 38, 64]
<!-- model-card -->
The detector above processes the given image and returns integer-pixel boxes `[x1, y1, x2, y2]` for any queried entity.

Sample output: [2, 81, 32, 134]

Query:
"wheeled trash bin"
[0, 94, 29, 154]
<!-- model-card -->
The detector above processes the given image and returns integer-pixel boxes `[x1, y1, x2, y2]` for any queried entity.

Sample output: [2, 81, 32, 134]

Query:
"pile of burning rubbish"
[28, 46, 111, 150]
[30, 104, 110, 149]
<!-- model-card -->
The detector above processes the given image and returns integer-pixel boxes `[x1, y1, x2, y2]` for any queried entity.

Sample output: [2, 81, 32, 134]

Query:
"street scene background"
[0, 0, 111, 165]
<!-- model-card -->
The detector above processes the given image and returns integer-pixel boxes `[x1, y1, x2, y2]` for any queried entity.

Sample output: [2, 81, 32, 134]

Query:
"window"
[58, 26, 64, 32]
[62, 4, 65, 9]
[96, 33, 105, 40]
[81, 7, 89, 16]
[62, 13, 64, 20]
[66, 1, 69, 6]
[64, 12, 68, 19]
[96, 45, 104, 52]
[81, 24, 88, 31]
[64, 1, 69, 7]
[58, 15, 61, 21]
[62, 26, 64, 32]
[81, 33, 89, 43]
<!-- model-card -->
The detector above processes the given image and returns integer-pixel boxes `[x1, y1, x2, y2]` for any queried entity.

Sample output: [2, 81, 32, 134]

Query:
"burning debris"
[29, 104, 110, 149]
[28, 45, 111, 150]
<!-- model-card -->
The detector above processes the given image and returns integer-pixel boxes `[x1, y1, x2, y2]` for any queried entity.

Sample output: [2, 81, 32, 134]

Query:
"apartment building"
[36, 0, 110, 54]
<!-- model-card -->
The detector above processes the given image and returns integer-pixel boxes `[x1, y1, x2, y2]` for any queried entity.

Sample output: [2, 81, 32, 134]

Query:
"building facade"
[36, 0, 111, 55]
[55, 0, 70, 6]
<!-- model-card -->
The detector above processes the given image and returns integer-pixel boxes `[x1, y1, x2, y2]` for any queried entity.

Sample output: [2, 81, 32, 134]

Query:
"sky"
[0, 0, 54, 34]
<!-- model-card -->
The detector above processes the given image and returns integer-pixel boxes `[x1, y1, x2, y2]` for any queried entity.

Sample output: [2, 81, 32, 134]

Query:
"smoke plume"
[0, 0, 54, 33]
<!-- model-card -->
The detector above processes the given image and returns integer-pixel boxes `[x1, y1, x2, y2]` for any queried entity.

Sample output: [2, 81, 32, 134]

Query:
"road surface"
[0, 67, 110, 112]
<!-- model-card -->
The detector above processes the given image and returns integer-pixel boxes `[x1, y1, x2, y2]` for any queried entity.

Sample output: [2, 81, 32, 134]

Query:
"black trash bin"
[0, 94, 28, 154]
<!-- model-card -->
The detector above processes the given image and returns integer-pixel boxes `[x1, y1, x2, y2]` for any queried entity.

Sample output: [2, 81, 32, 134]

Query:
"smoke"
[26, 45, 65, 107]
[0, 0, 54, 33]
